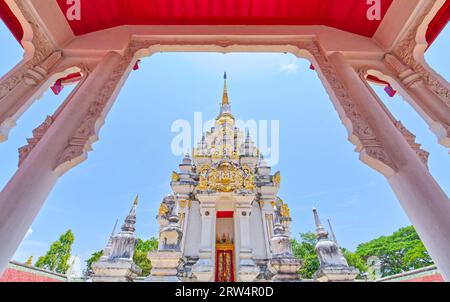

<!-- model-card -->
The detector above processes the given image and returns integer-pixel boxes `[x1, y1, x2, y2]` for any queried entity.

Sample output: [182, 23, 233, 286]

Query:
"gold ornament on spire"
[222, 72, 229, 106]
[281, 204, 291, 218]
[273, 171, 281, 186]
[158, 203, 169, 217]
[133, 195, 139, 206]
[171, 171, 180, 182]
[26, 256, 33, 266]
[217, 72, 235, 123]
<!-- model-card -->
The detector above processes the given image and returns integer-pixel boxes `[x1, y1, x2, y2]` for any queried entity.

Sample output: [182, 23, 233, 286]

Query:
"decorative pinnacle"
[222, 72, 229, 106]
[313, 207, 329, 240]
[121, 196, 138, 233]
[26, 256, 33, 266]
[110, 219, 119, 240]
[328, 218, 338, 245]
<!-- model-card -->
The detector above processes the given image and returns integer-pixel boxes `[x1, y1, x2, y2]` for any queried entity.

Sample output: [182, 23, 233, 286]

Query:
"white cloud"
[280, 61, 299, 73]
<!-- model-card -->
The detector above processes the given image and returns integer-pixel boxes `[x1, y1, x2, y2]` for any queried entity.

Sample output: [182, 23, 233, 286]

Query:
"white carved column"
[0, 49, 137, 274]
[192, 198, 216, 282]
[384, 54, 450, 147]
[0, 51, 63, 142]
[325, 51, 450, 281]
[17, 65, 90, 168]
[235, 197, 259, 282]
[358, 67, 430, 167]
[387, 1, 450, 148]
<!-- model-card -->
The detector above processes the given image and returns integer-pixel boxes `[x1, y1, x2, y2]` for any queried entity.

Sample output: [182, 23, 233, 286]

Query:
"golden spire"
[217, 72, 235, 122]
[26, 256, 33, 266]
[133, 195, 139, 206]
[222, 72, 229, 106]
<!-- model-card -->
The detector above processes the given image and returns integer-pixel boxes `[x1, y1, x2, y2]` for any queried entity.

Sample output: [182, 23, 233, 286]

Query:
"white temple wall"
[183, 201, 202, 257]
[250, 203, 268, 260]
[233, 211, 241, 275]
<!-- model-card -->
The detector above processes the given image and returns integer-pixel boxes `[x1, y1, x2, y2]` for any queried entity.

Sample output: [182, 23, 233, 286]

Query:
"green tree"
[291, 232, 320, 279]
[133, 237, 159, 276]
[35, 230, 75, 274]
[355, 226, 433, 277]
[84, 250, 103, 276]
[341, 248, 368, 279]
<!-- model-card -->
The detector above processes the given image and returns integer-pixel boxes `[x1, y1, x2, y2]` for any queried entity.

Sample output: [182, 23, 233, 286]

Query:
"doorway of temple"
[215, 211, 235, 282]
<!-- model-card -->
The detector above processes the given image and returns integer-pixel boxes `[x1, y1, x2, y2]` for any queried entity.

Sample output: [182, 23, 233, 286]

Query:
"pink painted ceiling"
[56, 0, 394, 37]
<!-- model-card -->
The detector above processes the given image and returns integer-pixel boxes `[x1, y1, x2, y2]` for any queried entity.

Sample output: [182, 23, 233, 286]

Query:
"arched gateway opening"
[0, 0, 449, 282]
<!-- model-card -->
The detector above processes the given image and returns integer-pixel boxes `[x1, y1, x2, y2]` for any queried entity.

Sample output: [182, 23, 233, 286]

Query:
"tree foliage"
[341, 248, 368, 278]
[84, 250, 103, 276]
[291, 226, 432, 279]
[291, 232, 320, 279]
[84, 237, 159, 277]
[133, 237, 159, 276]
[35, 230, 75, 274]
[355, 226, 433, 277]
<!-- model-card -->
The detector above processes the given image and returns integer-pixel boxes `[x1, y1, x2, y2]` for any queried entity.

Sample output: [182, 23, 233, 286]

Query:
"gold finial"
[281, 204, 291, 218]
[172, 171, 180, 182]
[158, 203, 169, 216]
[273, 171, 281, 186]
[26, 256, 33, 266]
[133, 195, 139, 206]
[222, 72, 229, 106]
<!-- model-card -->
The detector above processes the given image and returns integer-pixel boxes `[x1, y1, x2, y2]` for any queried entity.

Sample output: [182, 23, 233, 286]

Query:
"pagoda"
[148, 73, 300, 282]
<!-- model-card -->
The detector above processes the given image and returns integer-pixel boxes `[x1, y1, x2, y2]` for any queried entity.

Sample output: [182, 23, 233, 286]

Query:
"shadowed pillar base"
[91, 259, 141, 282]
[147, 251, 182, 282]
[314, 266, 359, 282]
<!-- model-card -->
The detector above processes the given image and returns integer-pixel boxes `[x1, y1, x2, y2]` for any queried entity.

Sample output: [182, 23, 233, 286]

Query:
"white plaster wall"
[250, 203, 268, 259]
[233, 212, 241, 273]
[183, 201, 202, 257]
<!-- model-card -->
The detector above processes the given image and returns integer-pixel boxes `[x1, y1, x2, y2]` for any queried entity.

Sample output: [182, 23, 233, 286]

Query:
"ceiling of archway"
[56, 0, 394, 37]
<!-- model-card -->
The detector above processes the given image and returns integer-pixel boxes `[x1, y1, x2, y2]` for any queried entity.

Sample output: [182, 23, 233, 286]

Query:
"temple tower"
[92, 197, 142, 282]
[148, 74, 296, 282]
[312, 208, 358, 282]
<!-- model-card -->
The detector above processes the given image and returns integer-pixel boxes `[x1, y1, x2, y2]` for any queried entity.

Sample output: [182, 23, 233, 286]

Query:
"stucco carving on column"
[0, 0, 57, 100]
[54, 41, 150, 174]
[393, 1, 449, 107]
[394, 121, 430, 166]
[18, 64, 90, 167]
[299, 41, 397, 174]
[18, 115, 54, 167]
[384, 53, 450, 145]
[358, 66, 430, 168]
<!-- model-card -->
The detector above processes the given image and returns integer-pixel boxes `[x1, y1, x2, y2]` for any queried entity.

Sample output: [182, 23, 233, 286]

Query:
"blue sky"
[0, 20, 448, 271]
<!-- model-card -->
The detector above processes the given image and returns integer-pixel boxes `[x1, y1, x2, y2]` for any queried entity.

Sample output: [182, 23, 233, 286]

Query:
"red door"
[215, 247, 235, 282]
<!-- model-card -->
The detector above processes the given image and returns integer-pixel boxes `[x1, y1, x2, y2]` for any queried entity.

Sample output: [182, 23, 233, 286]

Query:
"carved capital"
[23, 51, 62, 86]
[393, 2, 450, 107]
[384, 53, 424, 89]
[0, 1, 56, 99]
[357, 68, 430, 168]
